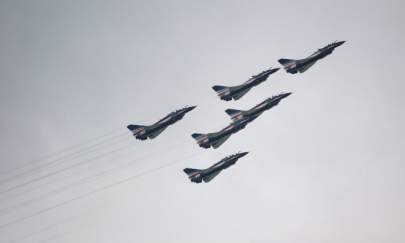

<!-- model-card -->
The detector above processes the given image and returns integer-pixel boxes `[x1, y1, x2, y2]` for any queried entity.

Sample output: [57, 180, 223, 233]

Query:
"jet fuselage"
[227, 92, 292, 122]
[185, 152, 248, 183]
[213, 68, 279, 101]
[280, 41, 345, 74]
[247, 92, 291, 117]
[128, 106, 196, 140]
[193, 117, 254, 149]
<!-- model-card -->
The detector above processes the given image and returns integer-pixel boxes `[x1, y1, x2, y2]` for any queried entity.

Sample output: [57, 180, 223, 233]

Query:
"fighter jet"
[183, 152, 248, 183]
[278, 41, 345, 74]
[212, 67, 279, 101]
[127, 106, 196, 140]
[225, 92, 292, 122]
[191, 116, 255, 149]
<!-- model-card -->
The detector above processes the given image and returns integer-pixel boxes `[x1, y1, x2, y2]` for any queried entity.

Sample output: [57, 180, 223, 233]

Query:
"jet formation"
[127, 106, 196, 140]
[212, 67, 279, 101]
[127, 41, 345, 183]
[184, 152, 248, 183]
[279, 41, 345, 74]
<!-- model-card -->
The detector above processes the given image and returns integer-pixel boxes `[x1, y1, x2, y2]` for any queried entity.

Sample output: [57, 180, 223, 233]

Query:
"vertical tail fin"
[183, 168, 201, 176]
[278, 58, 296, 66]
[127, 124, 145, 131]
[191, 133, 205, 140]
[212, 85, 232, 101]
[212, 85, 228, 93]
[225, 109, 244, 121]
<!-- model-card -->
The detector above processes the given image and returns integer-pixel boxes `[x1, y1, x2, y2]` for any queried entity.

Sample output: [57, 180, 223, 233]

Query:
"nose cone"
[185, 105, 197, 112]
[274, 92, 292, 101]
[238, 151, 249, 158]
[283, 92, 292, 98]
[270, 67, 280, 74]
[335, 40, 345, 47]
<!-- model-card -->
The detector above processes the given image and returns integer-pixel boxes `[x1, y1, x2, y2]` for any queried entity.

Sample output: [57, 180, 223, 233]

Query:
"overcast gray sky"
[0, 0, 404, 242]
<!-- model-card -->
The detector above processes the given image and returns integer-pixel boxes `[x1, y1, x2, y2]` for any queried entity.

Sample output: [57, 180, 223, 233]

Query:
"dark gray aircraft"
[225, 92, 292, 122]
[183, 152, 248, 183]
[191, 116, 255, 149]
[278, 41, 345, 74]
[212, 67, 279, 101]
[127, 106, 196, 140]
